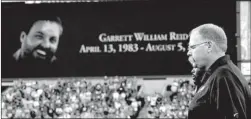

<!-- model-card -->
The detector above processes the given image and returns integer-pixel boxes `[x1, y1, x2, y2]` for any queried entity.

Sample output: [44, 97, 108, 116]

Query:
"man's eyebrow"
[35, 31, 44, 35]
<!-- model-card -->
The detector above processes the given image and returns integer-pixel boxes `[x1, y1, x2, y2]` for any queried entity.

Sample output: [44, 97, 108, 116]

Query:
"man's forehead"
[188, 32, 202, 45]
[29, 21, 61, 36]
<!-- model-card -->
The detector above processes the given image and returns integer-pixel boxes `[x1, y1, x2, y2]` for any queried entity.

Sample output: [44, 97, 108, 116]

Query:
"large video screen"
[2, 1, 237, 78]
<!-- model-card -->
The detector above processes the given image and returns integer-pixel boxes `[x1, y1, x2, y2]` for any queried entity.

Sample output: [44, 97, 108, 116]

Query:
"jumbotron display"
[2, 1, 237, 78]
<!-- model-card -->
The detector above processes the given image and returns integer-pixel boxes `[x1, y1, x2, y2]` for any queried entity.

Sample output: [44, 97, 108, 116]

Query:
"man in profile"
[4, 16, 64, 78]
[187, 23, 251, 119]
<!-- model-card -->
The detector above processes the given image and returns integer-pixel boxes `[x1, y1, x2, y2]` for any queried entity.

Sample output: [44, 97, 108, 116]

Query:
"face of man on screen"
[19, 20, 62, 63]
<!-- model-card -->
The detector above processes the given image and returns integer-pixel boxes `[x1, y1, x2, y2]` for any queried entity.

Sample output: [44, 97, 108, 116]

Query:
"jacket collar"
[200, 55, 230, 85]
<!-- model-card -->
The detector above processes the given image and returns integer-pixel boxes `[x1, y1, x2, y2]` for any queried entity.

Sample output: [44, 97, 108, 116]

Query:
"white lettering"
[99, 33, 133, 42]
[79, 44, 101, 53]
[145, 43, 176, 52]
[134, 32, 168, 41]
[169, 32, 189, 40]
[134, 33, 145, 41]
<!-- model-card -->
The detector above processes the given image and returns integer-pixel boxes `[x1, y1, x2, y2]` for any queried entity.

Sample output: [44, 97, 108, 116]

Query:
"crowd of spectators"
[137, 79, 195, 118]
[1, 77, 196, 118]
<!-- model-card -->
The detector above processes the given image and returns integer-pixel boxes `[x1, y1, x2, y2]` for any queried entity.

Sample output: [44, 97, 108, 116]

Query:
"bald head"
[190, 23, 228, 53]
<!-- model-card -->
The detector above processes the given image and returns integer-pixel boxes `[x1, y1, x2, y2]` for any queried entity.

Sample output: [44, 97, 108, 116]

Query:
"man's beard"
[22, 46, 56, 64]
[192, 67, 205, 87]
[189, 57, 205, 86]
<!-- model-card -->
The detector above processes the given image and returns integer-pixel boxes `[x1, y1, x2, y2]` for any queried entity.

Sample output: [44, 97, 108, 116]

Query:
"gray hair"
[190, 23, 227, 52]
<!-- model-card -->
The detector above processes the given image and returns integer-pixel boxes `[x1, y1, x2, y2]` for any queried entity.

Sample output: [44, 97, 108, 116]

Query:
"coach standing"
[187, 23, 251, 119]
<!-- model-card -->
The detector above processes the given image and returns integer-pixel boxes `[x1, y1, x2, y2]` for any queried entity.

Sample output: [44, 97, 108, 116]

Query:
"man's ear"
[20, 31, 27, 43]
[208, 41, 213, 48]
[207, 41, 213, 53]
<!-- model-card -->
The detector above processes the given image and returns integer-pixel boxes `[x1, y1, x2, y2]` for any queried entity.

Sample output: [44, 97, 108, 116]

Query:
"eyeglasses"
[188, 42, 209, 51]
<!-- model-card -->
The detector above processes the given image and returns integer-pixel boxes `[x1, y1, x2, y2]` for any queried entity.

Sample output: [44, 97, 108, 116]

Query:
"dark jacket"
[188, 55, 251, 119]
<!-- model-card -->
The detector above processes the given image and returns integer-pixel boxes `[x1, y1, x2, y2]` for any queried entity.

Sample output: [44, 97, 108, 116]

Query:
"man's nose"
[41, 40, 51, 49]
[187, 50, 191, 56]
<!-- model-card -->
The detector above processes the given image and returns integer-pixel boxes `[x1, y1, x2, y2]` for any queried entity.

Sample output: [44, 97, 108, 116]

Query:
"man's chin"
[34, 56, 54, 63]
[193, 79, 200, 86]
[22, 55, 54, 64]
